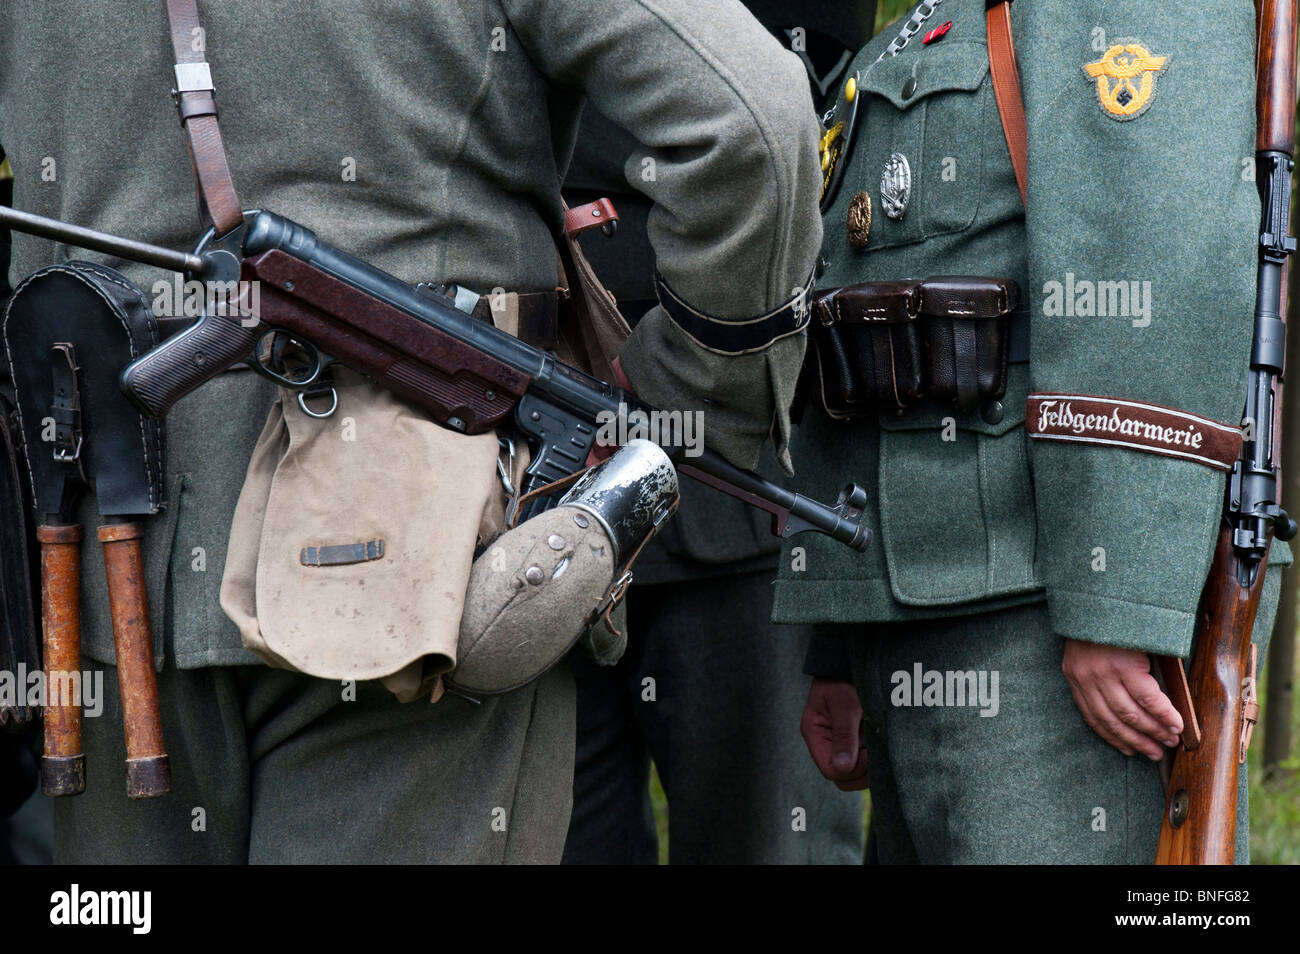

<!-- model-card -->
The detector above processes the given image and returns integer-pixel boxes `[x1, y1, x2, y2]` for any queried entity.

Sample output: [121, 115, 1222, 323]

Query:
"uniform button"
[572, 513, 590, 529]
[981, 400, 1005, 425]
[902, 76, 917, 99]
[547, 534, 566, 550]
[524, 566, 545, 585]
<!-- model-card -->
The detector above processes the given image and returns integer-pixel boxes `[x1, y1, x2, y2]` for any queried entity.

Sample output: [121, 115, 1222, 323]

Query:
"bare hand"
[1062, 639, 1183, 760]
[800, 678, 870, 791]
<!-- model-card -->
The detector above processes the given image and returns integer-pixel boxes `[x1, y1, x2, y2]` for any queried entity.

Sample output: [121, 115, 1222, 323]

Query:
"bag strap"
[164, 0, 243, 235]
[986, 0, 1027, 205]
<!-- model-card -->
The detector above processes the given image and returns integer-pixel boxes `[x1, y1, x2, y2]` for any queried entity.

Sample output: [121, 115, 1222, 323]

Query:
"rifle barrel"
[0, 205, 206, 275]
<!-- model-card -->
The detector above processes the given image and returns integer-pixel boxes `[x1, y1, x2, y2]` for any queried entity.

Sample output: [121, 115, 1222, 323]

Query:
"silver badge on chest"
[880, 153, 912, 220]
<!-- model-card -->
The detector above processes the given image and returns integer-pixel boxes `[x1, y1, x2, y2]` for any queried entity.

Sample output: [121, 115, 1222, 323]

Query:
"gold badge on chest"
[847, 191, 872, 250]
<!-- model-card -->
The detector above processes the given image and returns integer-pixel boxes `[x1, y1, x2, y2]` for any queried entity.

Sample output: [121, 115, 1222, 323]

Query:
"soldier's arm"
[502, 0, 823, 469]
[1019, 0, 1258, 666]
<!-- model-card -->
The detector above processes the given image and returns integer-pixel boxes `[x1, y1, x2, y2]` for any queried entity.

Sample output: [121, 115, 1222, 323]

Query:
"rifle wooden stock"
[1256, 0, 1298, 153]
[1156, 525, 1267, 864]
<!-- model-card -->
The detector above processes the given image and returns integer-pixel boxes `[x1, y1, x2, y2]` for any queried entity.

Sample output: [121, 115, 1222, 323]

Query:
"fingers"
[1087, 682, 1161, 759]
[833, 745, 870, 792]
[1128, 666, 1183, 738]
[1062, 639, 1182, 760]
[1108, 669, 1182, 749]
[801, 678, 869, 789]
[828, 699, 862, 777]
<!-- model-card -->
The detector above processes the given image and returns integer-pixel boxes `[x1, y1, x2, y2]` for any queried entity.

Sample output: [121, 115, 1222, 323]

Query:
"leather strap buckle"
[1239, 644, 1260, 764]
[564, 199, 619, 239]
[49, 343, 84, 464]
[173, 62, 214, 95]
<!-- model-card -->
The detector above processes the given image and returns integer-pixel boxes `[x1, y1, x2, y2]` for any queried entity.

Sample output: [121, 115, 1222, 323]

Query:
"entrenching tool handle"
[37, 524, 86, 797]
[99, 523, 170, 798]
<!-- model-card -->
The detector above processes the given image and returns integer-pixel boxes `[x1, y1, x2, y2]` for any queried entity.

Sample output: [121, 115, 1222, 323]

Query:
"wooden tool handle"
[99, 522, 170, 798]
[37, 523, 86, 797]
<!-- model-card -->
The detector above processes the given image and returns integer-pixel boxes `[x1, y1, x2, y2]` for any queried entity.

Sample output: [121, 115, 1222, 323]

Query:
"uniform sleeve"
[1019, 0, 1259, 658]
[803, 629, 853, 681]
[501, 0, 823, 469]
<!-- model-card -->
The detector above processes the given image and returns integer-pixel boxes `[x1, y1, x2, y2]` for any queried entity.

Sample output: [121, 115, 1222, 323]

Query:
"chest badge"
[1083, 41, 1170, 120]
[847, 191, 872, 250]
[880, 153, 911, 220]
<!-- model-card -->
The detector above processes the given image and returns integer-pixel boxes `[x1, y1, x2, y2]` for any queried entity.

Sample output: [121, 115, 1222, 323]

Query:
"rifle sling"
[986, 0, 1027, 206]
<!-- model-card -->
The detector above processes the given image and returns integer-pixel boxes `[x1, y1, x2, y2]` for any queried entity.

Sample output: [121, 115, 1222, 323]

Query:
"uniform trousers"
[54, 662, 575, 864]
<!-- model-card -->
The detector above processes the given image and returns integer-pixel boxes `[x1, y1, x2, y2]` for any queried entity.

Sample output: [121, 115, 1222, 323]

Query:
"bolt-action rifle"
[1153, 0, 1299, 864]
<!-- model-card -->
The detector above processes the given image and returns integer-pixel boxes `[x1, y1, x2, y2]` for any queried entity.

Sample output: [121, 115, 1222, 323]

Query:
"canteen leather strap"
[986, 0, 1027, 205]
[165, 0, 243, 236]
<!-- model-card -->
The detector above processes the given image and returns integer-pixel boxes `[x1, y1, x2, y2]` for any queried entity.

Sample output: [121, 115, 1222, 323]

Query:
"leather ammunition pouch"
[805, 275, 1021, 420]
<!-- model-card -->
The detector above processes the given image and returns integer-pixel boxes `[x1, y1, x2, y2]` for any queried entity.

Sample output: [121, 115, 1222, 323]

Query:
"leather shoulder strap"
[986, 0, 1027, 205]
[165, 0, 243, 235]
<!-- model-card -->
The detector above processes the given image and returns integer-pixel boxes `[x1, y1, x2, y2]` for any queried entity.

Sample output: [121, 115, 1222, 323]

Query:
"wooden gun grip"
[37, 524, 86, 796]
[99, 523, 170, 798]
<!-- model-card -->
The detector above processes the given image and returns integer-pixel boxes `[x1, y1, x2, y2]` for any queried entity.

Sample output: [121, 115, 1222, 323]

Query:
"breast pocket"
[844, 39, 991, 250]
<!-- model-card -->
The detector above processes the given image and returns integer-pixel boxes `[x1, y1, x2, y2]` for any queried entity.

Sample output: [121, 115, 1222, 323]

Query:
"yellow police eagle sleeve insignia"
[1083, 41, 1170, 120]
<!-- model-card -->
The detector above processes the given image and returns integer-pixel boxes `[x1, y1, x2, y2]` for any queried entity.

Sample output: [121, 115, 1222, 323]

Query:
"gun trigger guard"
[251, 329, 325, 388]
